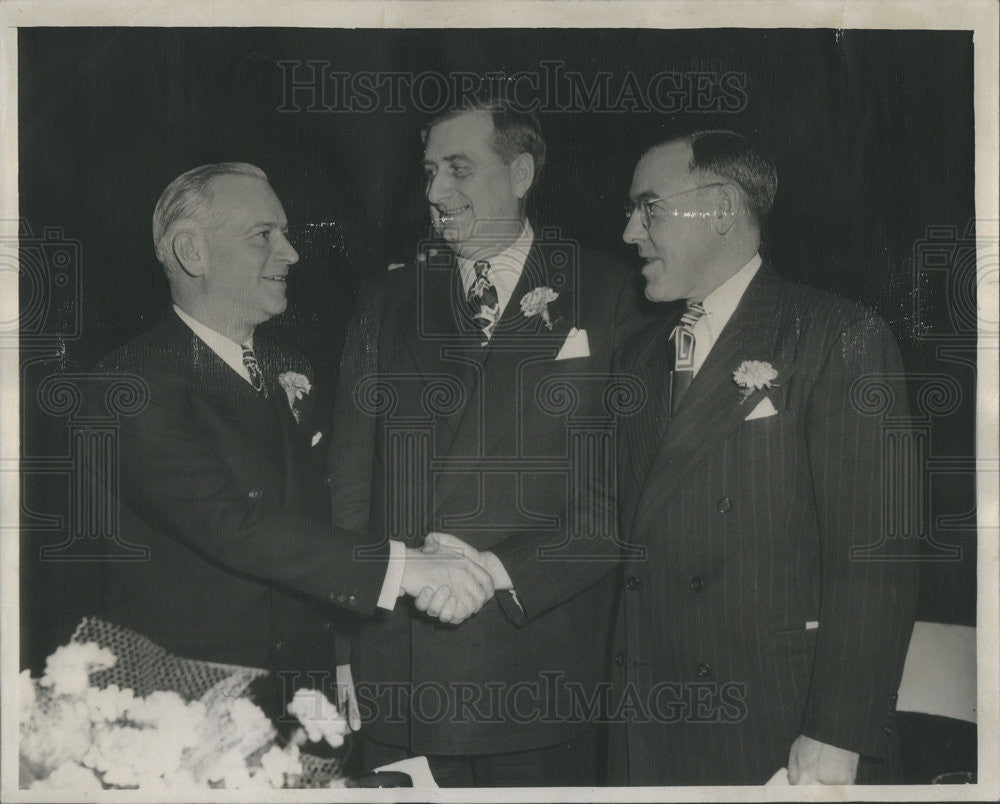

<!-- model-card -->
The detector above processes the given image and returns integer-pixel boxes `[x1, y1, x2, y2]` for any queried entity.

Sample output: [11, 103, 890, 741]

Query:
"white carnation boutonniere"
[278, 371, 312, 422]
[520, 286, 559, 330]
[732, 360, 779, 404]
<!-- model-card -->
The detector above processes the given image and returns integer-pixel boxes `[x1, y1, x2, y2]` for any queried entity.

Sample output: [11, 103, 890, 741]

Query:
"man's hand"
[400, 546, 495, 625]
[423, 531, 513, 591]
[787, 734, 859, 785]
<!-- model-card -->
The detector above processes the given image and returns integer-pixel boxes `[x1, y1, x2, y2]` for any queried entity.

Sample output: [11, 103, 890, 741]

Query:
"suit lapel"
[396, 254, 483, 458]
[476, 243, 576, 448]
[617, 308, 681, 537]
[627, 267, 793, 531]
[166, 312, 285, 456]
[431, 239, 577, 510]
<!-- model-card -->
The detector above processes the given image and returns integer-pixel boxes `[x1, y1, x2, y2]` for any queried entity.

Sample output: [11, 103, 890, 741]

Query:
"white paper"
[373, 755, 439, 789]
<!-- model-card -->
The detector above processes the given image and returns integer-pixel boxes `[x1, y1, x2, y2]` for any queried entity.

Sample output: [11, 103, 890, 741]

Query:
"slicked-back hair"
[660, 130, 777, 230]
[421, 96, 547, 193]
[152, 162, 268, 264]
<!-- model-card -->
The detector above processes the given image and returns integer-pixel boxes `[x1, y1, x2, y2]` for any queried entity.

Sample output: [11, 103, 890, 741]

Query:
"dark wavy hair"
[421, 95, 547, 195]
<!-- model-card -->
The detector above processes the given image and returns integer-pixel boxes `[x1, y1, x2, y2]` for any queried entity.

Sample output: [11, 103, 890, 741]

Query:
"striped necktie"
[667, 301, 706, 413]
[241, 344, 268, 397]
[468, 259, 500, 345]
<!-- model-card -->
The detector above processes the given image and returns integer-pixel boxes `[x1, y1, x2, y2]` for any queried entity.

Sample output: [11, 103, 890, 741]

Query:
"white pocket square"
[744, 396, 778, 421]
[310, 431, 324, 447]
[555, 327, 590, 360]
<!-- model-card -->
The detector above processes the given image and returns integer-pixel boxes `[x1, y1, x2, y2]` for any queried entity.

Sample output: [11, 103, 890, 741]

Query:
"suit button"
[248, 487, 262, 501]
[348, 595, 358, 606]
[626, 576, 641, 591]
[324, 475, 333, 487]
[690, 576, 705, 592]
[274, 639, 282, 652]
[614, 652, 626, 667]
[716, 497, 732, 513]
[882, 725, 894, 735]
[696, 662, 712, 678]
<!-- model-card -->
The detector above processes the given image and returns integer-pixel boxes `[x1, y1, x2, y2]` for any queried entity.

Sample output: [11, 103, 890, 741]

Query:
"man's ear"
[172, 231, 206, 277]
[713, 184, 742, 235]
[510, 153, 535, 201]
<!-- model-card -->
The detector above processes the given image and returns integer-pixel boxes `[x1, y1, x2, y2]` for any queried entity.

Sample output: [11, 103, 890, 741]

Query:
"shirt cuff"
[376, 539, 406, 610]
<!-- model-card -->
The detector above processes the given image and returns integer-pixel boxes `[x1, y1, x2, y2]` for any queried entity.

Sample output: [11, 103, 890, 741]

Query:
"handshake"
[399, 532, 512, 625]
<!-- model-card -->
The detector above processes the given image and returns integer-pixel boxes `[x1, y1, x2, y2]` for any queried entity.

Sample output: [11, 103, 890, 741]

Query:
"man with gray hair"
[92, 162, 496, 724]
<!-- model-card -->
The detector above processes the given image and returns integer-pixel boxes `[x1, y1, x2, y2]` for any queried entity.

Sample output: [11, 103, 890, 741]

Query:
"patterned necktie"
[241, 344, 268, 397]
[468, 259, 500, 345]
[667, 301, 707, 413]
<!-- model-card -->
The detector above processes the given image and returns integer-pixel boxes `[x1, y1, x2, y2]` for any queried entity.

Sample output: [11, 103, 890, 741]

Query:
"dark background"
[19, 28, 977, 672]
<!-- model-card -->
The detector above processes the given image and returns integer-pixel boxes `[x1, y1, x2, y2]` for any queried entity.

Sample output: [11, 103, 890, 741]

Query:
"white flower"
[287, 688, 348, 748]
[29, 761, 103, 790]
[206, 747, 251, 788]
[40, 642, 116, 696]
[86, 684, 133, 723]
[259, 744, 302, 788]
[19, 669, 37, 723]
[732, 360, 779, 401]
[20, 696, 93, 769]
[21, 634, 341, 790]
[278, 371, 312, 422]
[519, 286, 559, 329]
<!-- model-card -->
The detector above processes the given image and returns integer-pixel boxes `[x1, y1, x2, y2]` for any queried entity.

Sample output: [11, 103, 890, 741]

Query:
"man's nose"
[274, 231, 299, 264]
[623, 208, 647, 245]
[425, 170, 451, 205]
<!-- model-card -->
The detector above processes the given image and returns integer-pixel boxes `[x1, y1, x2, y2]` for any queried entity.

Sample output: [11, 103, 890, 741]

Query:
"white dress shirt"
[173, 304, 254, 384]
[172, 304, 403, 611]
[457, 221, 534, 335]
[690, 253, 762, 376]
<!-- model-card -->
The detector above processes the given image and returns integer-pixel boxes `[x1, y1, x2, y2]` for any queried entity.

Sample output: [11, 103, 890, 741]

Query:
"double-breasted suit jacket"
[609, 266, 918, 785]
[91, 310, 390, 719]
[327, 231, 647, 755]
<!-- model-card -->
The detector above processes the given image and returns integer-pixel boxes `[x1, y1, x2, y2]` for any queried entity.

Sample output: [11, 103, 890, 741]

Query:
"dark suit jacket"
[327, 232, 647, 754]
[90, 310, 390, 719]
[609, 266, 918, 785]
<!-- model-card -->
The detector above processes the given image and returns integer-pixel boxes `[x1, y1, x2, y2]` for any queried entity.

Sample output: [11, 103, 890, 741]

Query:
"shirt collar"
[699, 253, 762, 327]
[172, 304, 252, 382]
[458, 221, 534, 300]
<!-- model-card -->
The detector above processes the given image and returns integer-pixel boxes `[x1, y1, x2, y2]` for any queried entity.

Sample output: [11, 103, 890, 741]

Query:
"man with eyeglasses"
[609, 131, 917, 786]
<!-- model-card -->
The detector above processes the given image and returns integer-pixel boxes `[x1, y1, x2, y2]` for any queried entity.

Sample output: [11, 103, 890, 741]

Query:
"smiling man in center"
[326, 96, 647, 786]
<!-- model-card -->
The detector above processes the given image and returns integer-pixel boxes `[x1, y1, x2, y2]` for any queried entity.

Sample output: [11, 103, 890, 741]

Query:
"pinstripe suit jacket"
[608, 266, 918, 785]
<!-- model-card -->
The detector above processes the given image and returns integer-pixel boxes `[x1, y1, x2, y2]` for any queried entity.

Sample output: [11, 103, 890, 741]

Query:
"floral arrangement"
[278, 370, 312, 422]
[19, 637, 347, 790]
[732, 359, 779, 402]
[519, 286, 559, 329]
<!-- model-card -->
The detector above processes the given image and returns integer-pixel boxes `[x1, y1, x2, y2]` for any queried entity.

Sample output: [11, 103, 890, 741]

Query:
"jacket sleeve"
[797, 310, 919, 758]
[98, 367, 390, 618]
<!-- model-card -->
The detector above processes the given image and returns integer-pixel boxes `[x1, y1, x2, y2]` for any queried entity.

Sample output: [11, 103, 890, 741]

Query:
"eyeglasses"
[624, 183, 728, 228]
